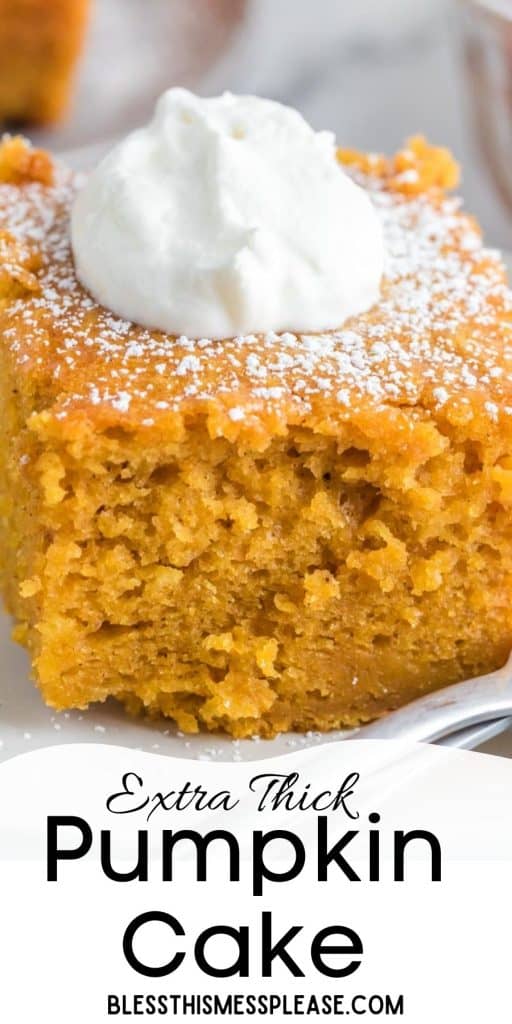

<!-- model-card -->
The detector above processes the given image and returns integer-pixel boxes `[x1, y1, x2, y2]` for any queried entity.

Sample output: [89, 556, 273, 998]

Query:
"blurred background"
[4, 0, 508, 248]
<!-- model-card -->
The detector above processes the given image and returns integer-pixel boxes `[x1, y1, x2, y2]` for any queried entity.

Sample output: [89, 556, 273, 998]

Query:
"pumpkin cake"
[1, 134, 512, 737]
[0, 0, 89, 124]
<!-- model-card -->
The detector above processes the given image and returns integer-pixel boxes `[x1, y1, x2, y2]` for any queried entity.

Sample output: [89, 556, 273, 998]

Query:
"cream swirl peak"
[71, 89, 384, 340]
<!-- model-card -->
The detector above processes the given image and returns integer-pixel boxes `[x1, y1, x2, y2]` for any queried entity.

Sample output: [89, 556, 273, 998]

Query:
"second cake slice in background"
[0, 0, 89, 124]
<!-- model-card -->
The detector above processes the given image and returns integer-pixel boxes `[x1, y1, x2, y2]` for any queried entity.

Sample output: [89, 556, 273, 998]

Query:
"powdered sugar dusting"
[1, 154, 512, 429]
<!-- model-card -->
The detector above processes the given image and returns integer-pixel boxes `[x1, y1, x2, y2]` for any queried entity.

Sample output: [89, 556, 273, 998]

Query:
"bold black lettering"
[162, 829, 240, 881]
[123, 911, 185, 978]
[261, 911, 304, 977]
[394, 829, 442, 881]
[311, 925, 363, 978]
[100, 830, 148, 882]
[47, 816, 93, 881]
[368, 812, 381, 881]
[194, 925, 249, 977]
[253, 830, 305, 896]
[317, 817, 360, 881]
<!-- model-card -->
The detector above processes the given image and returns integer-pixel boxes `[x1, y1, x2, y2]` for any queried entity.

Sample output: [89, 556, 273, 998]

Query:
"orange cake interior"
[1, 135, 512, 737]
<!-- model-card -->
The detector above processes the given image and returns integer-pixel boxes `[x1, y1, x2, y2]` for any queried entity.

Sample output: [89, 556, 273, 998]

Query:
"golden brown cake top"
[1, 135, 511, 447]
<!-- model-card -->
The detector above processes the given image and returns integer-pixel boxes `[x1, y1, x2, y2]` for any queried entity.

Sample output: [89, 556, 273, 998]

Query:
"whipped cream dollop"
[71, 89, 384, 340]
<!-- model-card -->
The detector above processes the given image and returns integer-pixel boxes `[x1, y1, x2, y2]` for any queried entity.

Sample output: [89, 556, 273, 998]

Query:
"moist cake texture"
[1, 135, 512, 737]
[0, 0, 89, 124]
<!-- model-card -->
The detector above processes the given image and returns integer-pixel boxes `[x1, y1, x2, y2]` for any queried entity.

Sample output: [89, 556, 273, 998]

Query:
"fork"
[354, 653, 512, 744]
